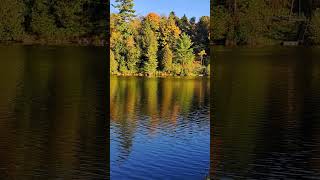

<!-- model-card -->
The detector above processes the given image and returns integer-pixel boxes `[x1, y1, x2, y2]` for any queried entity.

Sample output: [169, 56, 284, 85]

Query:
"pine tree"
[194, 16, 210, 53]
[112, 0, 137, 73]
[112, 0, 136, 42]
[178, 14, 192, 36]
[143, 26, 158, 74]
[161, 45, 173, 72]
[112, 0, 135, 23]
[125, 35, 140, 73]
[175, 33, 195, 75]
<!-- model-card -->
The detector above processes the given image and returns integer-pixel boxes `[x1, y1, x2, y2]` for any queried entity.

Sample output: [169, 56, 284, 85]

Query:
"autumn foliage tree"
[111, 0, 210, 76]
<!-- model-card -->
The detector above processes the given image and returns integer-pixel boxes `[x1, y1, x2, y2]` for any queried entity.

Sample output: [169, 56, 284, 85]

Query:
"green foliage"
[52, 0, 85, 37]
[175, 33, 195, 75]
[171, 63, 182, 76]
[211, 0, 320, 45]
[0, 0, 105, 44]
[31, 0, 57, 39]
[238, 0, 270, 45]
[198, 50, 207, 65]
[0, 0, 25, 41]
[110, 50, 118, 74]
[125, 36, 141, 73]
[309, 9, 320, 44]
[113, 0, 136, 39]
[159, 15, 181, 49]
[194, 16, 210, 52]
[111, 2, 209, 76]
[112, 0, 135, 22]
[178, 15, 192, 36]
[211, 6, 230, 41]
[161, 45, 173, 72]
[143, 26, 158, 74]
[118, 56, 128, 73]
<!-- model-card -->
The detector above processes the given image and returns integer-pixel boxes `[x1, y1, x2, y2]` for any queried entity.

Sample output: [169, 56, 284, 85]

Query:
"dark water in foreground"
[110, 76, 210, 179]
[212, 47, 320, 179]
[0, 45, 106, 179]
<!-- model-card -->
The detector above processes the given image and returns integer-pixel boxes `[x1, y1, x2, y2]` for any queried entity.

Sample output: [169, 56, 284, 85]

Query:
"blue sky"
[110, 0, 210, 19]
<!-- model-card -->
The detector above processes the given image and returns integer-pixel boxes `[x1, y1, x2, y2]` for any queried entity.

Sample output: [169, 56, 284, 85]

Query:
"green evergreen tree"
[112, 0, 135, 22]
[161, 45, 173, 72]
[112, 0, 136, 39]
[110, 50, 118, 74]
[118, 56, 127, 73]
[178, 14, 192, 36]
[175, 33, 195, 75]
[143, 26, 158, 74]
[125, 36, 140, 73]
[194, 16, 210, 53]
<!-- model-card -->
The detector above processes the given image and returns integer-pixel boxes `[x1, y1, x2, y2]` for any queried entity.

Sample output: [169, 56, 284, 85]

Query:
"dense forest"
[110, 0, 210, 76]
[0, 0, 106, 45]
[211, 0, 320, 46]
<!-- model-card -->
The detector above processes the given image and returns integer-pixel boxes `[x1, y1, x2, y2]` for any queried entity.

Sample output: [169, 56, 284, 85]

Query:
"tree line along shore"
[0, 0, 106, 46]
[211, 0, 320, 46]
[110, 0, 210, 77]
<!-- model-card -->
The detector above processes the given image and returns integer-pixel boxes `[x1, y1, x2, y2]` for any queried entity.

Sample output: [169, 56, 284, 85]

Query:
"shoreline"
[210, 42, 320, 48]
[111, 73, 210, 78]
[210, 44, 320, 50]
[0, 37, 107, 47]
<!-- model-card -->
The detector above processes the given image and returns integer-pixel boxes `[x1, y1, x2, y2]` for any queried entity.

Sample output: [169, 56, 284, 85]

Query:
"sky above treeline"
[110, 0, 210, 19]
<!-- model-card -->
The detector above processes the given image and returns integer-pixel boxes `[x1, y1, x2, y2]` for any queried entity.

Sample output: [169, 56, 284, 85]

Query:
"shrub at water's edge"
[110, 0, 210, 77]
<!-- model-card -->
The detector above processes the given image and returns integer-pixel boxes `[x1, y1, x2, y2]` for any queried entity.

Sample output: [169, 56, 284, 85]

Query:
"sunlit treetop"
[112, 0, 136, 21]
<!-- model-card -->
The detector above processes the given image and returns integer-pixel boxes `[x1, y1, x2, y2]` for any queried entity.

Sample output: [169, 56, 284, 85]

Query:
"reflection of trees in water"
[211, 49, 320, 178]
[0, 47, 106, 179]
[0, 46, 25, 179]
[110, 77, 210, 162]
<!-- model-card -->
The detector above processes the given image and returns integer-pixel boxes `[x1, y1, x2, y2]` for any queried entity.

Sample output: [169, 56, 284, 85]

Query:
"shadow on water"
[0, 45, 107, 179]
[211, 47, 320, 179]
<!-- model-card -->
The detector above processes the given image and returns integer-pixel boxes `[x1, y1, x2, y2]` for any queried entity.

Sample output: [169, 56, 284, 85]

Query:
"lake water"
[212, 47, 320, 179]
[110, 76, 210, 179]
[0, 45, 107, 179]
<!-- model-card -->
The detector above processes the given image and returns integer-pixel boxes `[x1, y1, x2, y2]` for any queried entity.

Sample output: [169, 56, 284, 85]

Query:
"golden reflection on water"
[110, 76, 210, 161]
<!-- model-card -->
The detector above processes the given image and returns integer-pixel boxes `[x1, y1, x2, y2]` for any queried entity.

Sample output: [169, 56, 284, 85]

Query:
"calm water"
[212, 47, 320, 179]
[0, 45, 107, 179]
[110, 76, 210, 179]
